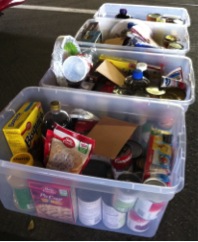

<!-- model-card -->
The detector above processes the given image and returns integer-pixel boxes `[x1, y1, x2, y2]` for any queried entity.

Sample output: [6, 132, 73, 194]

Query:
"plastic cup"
[62, 55, 91, 87]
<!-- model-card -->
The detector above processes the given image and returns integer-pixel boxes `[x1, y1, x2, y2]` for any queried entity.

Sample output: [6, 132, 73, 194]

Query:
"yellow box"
[3, 102, 44, 155]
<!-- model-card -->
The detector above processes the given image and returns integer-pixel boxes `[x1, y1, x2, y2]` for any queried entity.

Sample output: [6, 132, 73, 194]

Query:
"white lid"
[136, 62, 148, 72]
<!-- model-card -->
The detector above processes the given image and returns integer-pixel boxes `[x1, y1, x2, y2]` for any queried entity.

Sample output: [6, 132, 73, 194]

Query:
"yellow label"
[3, 102, 44, 155]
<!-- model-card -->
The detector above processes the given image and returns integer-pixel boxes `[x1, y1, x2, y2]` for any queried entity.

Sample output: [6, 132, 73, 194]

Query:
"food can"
[146, 13, 161, 22]
[77, 189, 102, 226]
[163, 35, 178, 48]
[133, 178, 166, 220]
[102, 194, 126, 229]
[112, 173, 141, 213]
[111, 143, 133, 179]
[133, 197, 165, 221]
[167, 42, 184, 50]
[127, 210, 150, 232]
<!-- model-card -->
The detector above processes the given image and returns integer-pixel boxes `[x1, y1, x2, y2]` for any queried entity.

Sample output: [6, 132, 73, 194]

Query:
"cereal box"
[28, 180, 77, 223]
[3, 102, 44, 155]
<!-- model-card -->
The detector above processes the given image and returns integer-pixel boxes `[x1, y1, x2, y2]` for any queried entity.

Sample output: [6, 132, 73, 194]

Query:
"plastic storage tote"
[93, 3, 191, 27]
[42, 36, 195, 112]
[75, 18, 190, 55]
[0, 86, 186, 237]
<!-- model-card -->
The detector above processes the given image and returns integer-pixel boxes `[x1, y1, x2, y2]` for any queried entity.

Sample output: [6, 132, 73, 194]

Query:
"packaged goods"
[44, 125, 95, 173]
[28, 181, 77, 223]
[3, 102, 43, 155]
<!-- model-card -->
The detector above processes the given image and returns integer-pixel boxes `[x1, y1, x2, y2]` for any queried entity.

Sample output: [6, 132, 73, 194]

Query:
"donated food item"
[44, 124, 95, 173]
[41, 100, 71, 138]
[143, 128, 173, 184]
[3, 102, 43, 155]
[28, 181, 77, 223]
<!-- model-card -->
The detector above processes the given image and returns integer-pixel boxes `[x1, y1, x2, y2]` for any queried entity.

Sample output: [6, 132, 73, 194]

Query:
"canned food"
[127, 210, 150, 232]
[134, 197, 165, 221]
[127, 140, 143, 159]
[167, 42, 184, 50]
[111, 143, 133, 179]
[146, 13, 161, 22]
[145, 87, 166, 97]
[77, 189, 102, 226]
[102, 194, 126, 229]
[163, 35, 177, 48]
[112, 173, 141, 213]
[161, 87, 186, 100]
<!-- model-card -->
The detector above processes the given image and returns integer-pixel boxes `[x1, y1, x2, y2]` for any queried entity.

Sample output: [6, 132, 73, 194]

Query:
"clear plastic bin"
[43, 36, 195, 112]
[75, 18, 190, 55]
[0, 86, 186, 237]
[94, 3, 191, 27]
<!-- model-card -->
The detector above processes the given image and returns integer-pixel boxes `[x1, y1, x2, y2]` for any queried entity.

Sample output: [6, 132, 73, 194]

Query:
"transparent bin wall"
[94, 3, 191, 27]
[0, 87, 186, 237]
[46, 37, 195, 112]
[75, 18, 190, 55]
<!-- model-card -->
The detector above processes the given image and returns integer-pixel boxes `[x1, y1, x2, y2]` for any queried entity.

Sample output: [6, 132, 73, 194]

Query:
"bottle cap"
[120, 8, 127, 15]
[50, 100, 60, 111]
[127, 22, 135, 29]
[132, 69, 143, 80]
[136, 62, 148, 72]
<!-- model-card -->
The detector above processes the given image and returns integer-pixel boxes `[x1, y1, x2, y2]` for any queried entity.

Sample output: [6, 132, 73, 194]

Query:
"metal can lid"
[167, 42, 184, 50]
[144, 177, 167, 187]
[164, 87, 186, 100]
[146, 87, 166, 96]
[164, 35, 177, 42]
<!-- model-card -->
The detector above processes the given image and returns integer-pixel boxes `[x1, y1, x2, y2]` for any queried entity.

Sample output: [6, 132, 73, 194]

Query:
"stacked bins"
[0, 3, 194, 238]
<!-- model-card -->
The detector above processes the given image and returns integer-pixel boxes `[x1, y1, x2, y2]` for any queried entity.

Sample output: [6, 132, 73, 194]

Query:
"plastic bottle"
[115, 8, 131, 19]
[136, 62, 150, 79]
[41, 100, 71, 138]
[125, 69, 150, 89]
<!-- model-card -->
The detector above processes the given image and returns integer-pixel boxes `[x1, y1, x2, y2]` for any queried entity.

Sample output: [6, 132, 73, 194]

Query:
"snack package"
[44, 125, 95, 173]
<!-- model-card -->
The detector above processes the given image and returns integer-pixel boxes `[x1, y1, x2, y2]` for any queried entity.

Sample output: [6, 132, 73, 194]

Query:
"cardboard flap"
[96, 60, 125, 87]
[88, 116, 137, 159]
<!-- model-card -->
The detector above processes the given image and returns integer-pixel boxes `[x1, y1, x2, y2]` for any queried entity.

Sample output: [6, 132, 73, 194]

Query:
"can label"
[102, 199, 126, 229]
[113, 190, 137, 213]
[78, 197, 101, 226]
[134, 198, 164, 220]
[127, 210, 150, 232]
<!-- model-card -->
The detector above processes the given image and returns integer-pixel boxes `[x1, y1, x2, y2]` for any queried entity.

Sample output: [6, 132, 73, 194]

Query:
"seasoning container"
[102, 194, 126, 230]
[127, 210, 150, 232]
[112, 172, 141, 213]
[77, 189, 102, 226]
[7, 152, 35, 211]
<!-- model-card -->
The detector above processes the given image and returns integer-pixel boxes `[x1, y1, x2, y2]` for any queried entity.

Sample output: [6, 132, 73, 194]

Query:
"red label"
[63, 137, 75, 148]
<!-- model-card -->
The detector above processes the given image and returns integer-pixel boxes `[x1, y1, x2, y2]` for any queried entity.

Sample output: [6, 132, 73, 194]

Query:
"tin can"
[146, 13, 161, 22]
[111, 143, 133, 179]
[112, 173, 141, 213]
[133, 197, 165, 221]
[133, 178, 166, 220]
[77, 189, 102, 226]
[102, 194, 126, 229]
[163, 35, 177, 48]
[127, 210, 150, 232]
[167, 42, 183, 50]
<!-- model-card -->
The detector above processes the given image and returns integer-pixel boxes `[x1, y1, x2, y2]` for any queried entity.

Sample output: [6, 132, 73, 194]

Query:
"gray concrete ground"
[0, 0, 197, 240]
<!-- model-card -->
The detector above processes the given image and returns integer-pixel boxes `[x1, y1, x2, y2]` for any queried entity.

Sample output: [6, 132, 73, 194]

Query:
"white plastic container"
[43, 36, 195, 112]
[94, 3, 191, 27]
[75, 18, 190, 55]
[0, 86, 186, 237]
